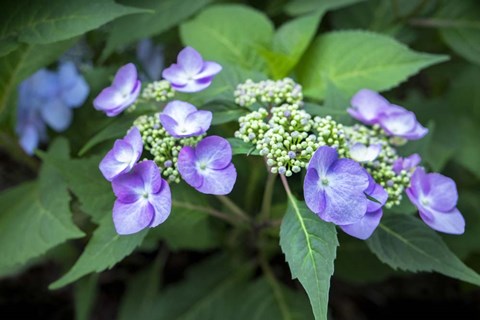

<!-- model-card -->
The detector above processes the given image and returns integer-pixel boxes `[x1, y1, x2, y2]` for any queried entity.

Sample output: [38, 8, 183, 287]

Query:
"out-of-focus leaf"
[298, 31, 448, 100]
[227, 138, 260, 156]
[102, 0, 211, 60]
[180, 4, 274, 72]
[0, 139, 84, 269]
[367, 214, 480, 286]
[74, 274, 98, 320]
[50, 215, 148, 289]
[202, 101, 249, 125]
[0, 0, 145, 56]
[284, 0, 364, 16]
[280, 195, 338, 320]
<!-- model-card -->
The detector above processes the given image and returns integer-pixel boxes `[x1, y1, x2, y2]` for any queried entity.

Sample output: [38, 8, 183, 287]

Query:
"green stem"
[279, 174, 293, 200]
[259, 250, 292, 320]
[216, 195, 250, 222]
[259, 172, 277, 221]
[172, 200, 238, 225]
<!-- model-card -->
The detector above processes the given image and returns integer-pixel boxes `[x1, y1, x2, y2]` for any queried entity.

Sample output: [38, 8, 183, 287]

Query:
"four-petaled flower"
[393, 153, 421, 174]
[349, 143, 382, 162]
[339, 173, 388, 239]
[348, 89, 428, 140]
[99, 127, 143, 181]
[304, 146, 370, 225]
[177, 136, 236, 195]
[94, 63, 141, 117]
[406, 167, 465, 234]
[112, 160, 171, 235]
[162, 47, 222, 92]
[159, 100, 212, 138]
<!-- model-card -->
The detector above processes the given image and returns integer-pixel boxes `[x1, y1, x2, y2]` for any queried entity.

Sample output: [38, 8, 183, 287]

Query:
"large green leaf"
[279, 195, 338, 320]
[260, 13, 321, 78]
[50, 215, 147, 289]
[367, 214, 480, 286]
[102, 0, 211, 60]
[284, 0, 364, 16]
[436, 0, 480, 66]
[0, 141, 84, 269]
[298, 31, 448, 100]
[180, 4, 274, 72]
[0, 0, 145, 56]
[0, 39, 76, 119]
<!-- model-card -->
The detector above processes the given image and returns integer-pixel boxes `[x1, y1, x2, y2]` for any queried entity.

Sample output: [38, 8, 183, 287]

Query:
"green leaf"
[102, 0, 211, 60]
[50, 215, 147, 289]
[227, 138, 260, 156]
[202, 100, 249, 125]
[180, 4, 274, 72]
[260, 13, 321, 78]
[0, 39, 76, 119]
[436, 0, 480, 66]
[298, 31, 448, 100]
[280, 195, 338, 320]
[367, 214, 480, 286]
[149, 184, 221, 250]
[285, 0, 364, 16]
[78, 114, 137, 156]
[0, 140, 84, 269]
[0, 0, 146, 53]
[74, 274, 98, 320]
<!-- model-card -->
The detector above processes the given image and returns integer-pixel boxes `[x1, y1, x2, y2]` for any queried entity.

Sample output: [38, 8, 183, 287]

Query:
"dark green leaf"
[227, 138, 260, 156]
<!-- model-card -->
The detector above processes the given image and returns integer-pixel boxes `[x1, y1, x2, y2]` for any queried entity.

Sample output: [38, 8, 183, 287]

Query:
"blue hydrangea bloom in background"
[136, 39, 164, 81]
[16, 62, 89, 155]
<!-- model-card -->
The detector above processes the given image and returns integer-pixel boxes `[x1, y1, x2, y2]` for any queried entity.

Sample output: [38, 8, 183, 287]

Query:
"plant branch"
[259, 172, 277, 221]
[216, 195, 250, 222]
[172, 200, 238, 225]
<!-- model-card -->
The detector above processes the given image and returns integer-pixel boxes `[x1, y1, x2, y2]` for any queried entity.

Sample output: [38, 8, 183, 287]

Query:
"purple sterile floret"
[303, 146, 370, 225]
[348, 89, 390, 125]
[177, 136, 236, 195]
[136, 39, 164, 81]
[99, 127, 143, 181]
[93, 63, 141, 117]
[393, 153, 421, 174]
[159, 100, 212, 138]
[406, 167, 465, 234]
[111, 160, 171, 235]
[349, 143, 382, 162]
[162, 47, 222, 93]
[339, 173, 388, 239]
[348, 89, 428, 141]
[378, 105, 428, 140]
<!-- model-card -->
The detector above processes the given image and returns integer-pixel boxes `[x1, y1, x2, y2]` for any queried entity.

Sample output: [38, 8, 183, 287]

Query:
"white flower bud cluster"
[134, 113, 203, 183]
[344, 124, 411, 208]
[312, 116, 348, 157]
[234, 108, 269, 144]
[142, 80, 175, 102]
[234, 78, 303, 107]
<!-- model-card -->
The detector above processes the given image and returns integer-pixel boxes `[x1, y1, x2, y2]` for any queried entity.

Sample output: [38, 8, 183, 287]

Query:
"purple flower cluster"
[16, 62, 89, 155]
[97, 47, 231, 235]
[348, 89, 428, 140]
[304, 146, 387, 239]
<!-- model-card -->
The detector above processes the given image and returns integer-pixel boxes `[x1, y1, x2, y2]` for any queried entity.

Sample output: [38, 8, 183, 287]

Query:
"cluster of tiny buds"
[142, 80, 175, 102]
[234, 78, 303, 108]
[134, 113, 202, 183]
[234, 108, 269, 144]
[344, 125, 411, 207]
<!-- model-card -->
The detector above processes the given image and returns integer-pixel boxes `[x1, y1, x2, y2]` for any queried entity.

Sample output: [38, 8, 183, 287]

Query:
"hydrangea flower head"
[349, 143, 382, 162]
[16, 62, 89, 154]
[162, 47, 222, 92]
[177, 136, 236, 195]
[303, 146, 369, 225]
[137, 39, 164, 81]
[159, 100, 212, 138]
[393, 153, 421, 174]
[406, 167, 465, 234]
[93, 63, 141, 117]
[112, 160, 171, 235]
[340, 173, 388, 239]
[99, 127, 143, 181]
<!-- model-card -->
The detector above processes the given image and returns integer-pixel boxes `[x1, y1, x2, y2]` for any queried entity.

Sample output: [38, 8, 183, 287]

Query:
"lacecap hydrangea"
[95, 47, 232, 235]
